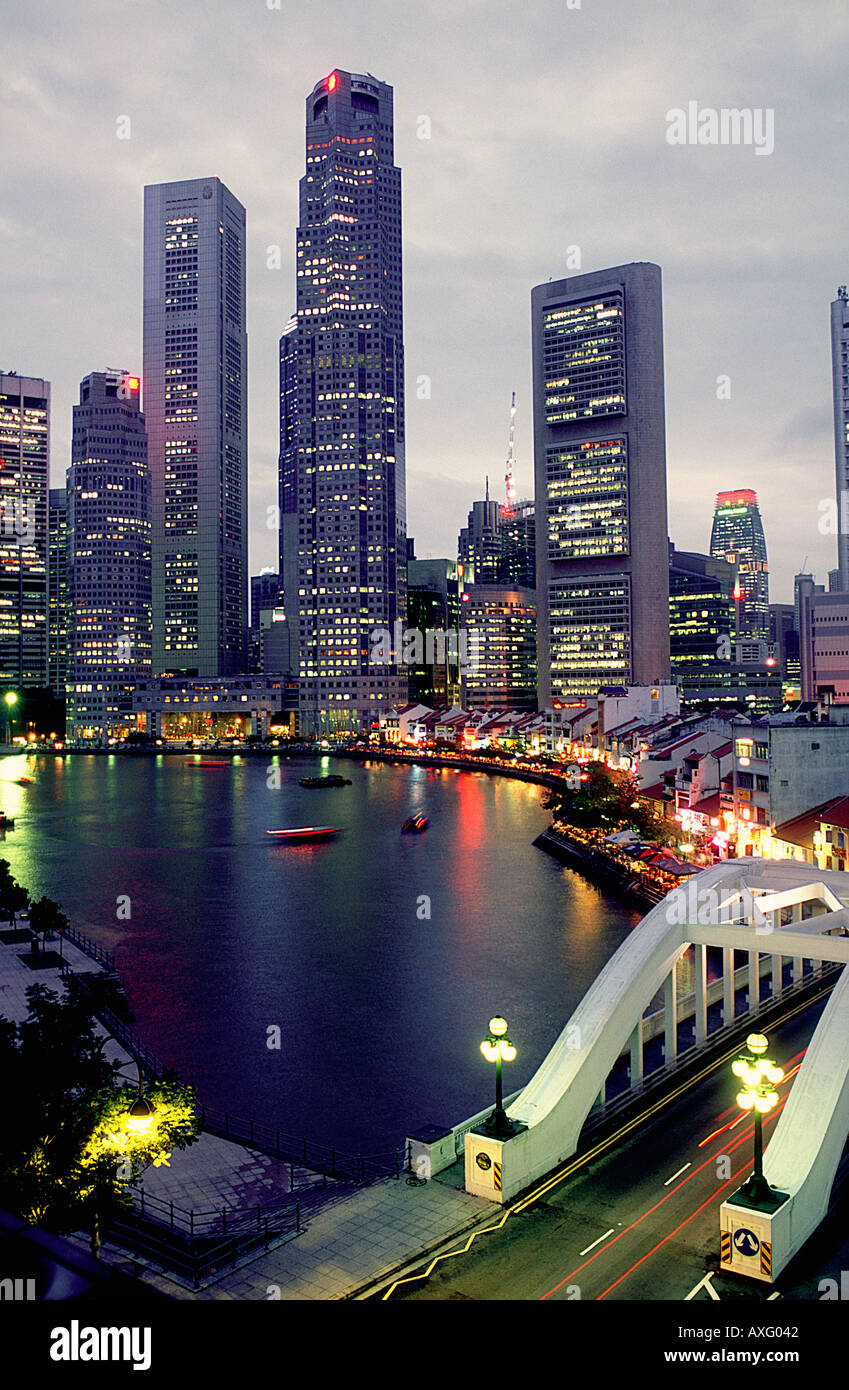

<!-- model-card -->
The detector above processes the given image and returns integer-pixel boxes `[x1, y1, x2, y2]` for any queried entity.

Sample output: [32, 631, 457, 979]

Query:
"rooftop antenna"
[502, 391, 518, 517]
[485, 474, 489, 503]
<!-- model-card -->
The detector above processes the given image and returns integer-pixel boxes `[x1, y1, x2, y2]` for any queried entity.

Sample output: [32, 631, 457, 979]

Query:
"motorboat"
[266, 826, 342, 843]
[401, 814, 428, 833]
[298, 775, 352, 788]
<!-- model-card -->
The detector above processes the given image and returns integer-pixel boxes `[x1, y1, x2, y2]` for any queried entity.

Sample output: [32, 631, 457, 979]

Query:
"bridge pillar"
[630, 1020, 644, 1089]
[770, 953, 782, 1000]
[664, 963, 677, 1065]
[792, 955, 803, 985]
[748, 950, 760, 1015]
[694, 944, 707, 1044]
[722, 948, 734, 1026]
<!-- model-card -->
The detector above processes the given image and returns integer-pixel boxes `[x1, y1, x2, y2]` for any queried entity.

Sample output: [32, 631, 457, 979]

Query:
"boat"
[266, 826, 342, 843]
[188, 760, 229, 767]
[0, 813, 14, 828]
[401, 814, 428, 833]
[16, 777, 33, 785]
[298, 775, 352, 788]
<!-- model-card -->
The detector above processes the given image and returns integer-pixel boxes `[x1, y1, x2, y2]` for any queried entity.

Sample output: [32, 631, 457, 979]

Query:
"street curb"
[342, 1207, 502, 1301]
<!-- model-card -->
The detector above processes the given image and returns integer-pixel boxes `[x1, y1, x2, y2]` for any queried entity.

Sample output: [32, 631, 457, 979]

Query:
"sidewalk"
[0, 924, 496, 1300]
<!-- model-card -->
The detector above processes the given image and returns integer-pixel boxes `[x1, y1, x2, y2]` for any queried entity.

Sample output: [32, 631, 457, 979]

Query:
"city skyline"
[2, 2, 846, 607]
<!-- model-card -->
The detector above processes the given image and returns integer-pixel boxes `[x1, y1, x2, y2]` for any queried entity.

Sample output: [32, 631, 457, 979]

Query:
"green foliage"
[0, 975, 200, 1232]
[544, 762, 654, 833]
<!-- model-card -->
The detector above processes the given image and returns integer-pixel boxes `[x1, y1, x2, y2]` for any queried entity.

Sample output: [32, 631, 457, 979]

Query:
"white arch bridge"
[450, 859, 849, 1283]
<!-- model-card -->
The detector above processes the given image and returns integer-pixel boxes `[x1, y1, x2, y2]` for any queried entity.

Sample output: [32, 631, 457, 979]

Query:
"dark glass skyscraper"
[0, 372, 49, 689]
[143, 177, 247, 678]
[532, 264, 671, 704]
[67, 370, 151, 741]
[279, 70, 406, 737]
[709, 489, 769, 647]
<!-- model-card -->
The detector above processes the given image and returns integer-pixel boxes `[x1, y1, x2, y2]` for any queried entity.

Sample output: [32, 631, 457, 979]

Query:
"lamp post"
[4, 690, 17, 744]
[480, 1015, 517, 1138]
[89, 1035, 155, 1256]
[732, 1032, 784, 1209]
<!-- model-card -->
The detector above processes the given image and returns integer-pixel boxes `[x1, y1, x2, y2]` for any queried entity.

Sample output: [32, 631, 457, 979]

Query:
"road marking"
[579, 1228, 615, 1256]
[728, 1114, 746, 1129]
[685, 1272, 720, 1301]
[383, 985, 830, 1300]
[767, 1291, 781, 1300]
[664, 1162, 691, 1185]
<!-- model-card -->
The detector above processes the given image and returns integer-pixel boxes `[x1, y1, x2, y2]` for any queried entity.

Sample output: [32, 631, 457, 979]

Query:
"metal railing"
[103, 1195, 302, 1289]
[61, 923, 117, 972]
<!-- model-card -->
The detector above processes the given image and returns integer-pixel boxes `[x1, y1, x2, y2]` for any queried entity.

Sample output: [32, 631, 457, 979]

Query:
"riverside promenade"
[0, 918, 497, 1300]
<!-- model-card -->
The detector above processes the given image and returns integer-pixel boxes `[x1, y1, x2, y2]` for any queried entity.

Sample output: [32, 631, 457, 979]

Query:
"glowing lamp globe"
[480, 1041, 500, 1063]
[737, 1091, 755, 1110]
[747, 1034, 769, 1055]
[489, 1016, 508, 1037]
[126, 1096, 155, 1134]
[499, 1041, 517, 1062]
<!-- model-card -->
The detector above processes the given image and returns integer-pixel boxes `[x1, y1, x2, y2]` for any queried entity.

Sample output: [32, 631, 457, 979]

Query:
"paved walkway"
[0, 923, 495, 1299]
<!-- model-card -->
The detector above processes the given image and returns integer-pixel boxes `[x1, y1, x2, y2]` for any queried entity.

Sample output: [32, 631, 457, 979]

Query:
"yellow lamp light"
[499, 1041, 517, 1062]
[480, 1040, 500, 1063]
[126, 1096, 155, 1134]
[747, 1033, 769, 1055]
[737, 1091, 755, 1109]
[489, 1016, 508, 1037]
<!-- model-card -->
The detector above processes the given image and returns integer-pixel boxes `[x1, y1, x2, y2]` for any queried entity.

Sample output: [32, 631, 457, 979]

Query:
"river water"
[0, 751, 641, 1153]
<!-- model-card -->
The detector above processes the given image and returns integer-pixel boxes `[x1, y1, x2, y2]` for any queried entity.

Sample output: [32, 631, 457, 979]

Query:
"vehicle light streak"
[539, 1097, 788, 1301]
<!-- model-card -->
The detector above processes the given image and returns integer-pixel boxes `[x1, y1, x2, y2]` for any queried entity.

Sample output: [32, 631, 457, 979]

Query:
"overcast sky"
[3, 0, 847, 604]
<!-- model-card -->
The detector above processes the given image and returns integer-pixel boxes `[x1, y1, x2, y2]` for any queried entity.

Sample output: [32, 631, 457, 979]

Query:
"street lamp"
[480, 1015, 518, 1138]
[732, 1032, 784, 1208]
[4, 690, 17, 744]
[89, 1035, 156, 1256]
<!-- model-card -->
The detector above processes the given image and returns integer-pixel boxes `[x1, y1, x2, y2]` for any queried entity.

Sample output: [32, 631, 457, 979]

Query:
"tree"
[544, 762, 648, 832]
[0, 872, 29, 934]
[29, 896, 70, 957]
[0, 975, 199, 1237]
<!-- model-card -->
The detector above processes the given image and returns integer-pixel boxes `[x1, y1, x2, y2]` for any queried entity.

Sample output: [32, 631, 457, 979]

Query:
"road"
[388, 989, 849, 1301]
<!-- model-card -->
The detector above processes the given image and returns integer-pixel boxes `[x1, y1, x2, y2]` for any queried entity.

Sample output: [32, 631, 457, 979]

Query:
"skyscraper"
[709, 489, 769, 648]
[279, 70, 406, 737]
[47, 488, 68, 696]
[458, 496, 502, 584]
[532, 263, 671, 704]
[143, 177, 247, 678]
[67, 370, 152, 741]
[831, 286, 849, 590]
[0, 372, 49, 688]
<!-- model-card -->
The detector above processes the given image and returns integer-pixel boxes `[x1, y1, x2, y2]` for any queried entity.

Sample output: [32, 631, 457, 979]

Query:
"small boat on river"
[299, 775, 352, 788]
[401, 814, 428, 833]
[266, 826, 342, 843]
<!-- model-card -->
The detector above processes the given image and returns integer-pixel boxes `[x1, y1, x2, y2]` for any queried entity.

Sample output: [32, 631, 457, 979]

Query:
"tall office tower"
[407, 558, 464, 706]
[66, 371, 152, 741]
[668, 544, 735, 682]
[249, 568, 282, 671]
[499, 498, 536, 588]
[0, 373, 49, 688]
[279, 70, 406, 738]
[770, 602, 800, 689]
[532, 264, 671, 704]
[143, 177, 247, 678]
[831, 287, 849, 590]
[48, 488, 69, 695]
[458, 496, 502, 584]
[709, 489, 769, 646]
[462, 585, 537, 711]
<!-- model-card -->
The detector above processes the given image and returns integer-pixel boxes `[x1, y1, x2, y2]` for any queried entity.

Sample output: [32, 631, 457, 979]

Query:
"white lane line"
[767, 1291, 782, 1300]
[579, 1228, 615, 1256]
[685, 1272, 720, 1301]
[729, 1114, 746, 1129]
[664, 1162, 692, 1186]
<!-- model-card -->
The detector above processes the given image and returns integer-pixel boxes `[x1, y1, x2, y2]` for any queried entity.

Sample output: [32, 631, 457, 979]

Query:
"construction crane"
[503, 391, 518, 517]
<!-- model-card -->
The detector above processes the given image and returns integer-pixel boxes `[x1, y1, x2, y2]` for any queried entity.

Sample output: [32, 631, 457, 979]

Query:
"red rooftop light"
[327, 72, 338, 92]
